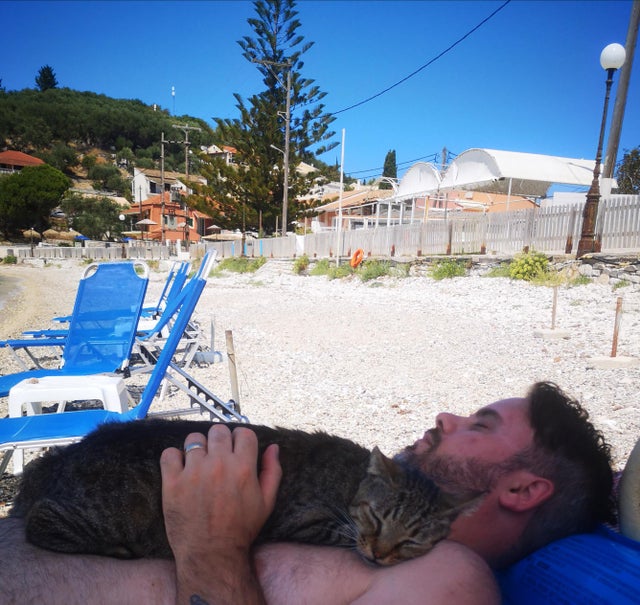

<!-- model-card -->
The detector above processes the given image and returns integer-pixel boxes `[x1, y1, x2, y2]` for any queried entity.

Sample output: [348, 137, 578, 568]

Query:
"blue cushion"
[497, 526, 640, 604]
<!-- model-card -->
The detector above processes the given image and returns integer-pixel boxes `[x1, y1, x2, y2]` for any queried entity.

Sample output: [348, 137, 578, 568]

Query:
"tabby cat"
[11, 418, 481, 566]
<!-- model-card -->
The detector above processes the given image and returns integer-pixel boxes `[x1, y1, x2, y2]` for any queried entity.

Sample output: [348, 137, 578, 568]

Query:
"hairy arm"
[356, 540, 500, 605]
[161, 424, 281, 605]
[0, 516, 176, 605]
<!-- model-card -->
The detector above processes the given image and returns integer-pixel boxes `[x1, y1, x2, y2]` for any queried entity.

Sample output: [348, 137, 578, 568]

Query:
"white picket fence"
[8, 195, 640, 262]
[206, 194, 640, 259]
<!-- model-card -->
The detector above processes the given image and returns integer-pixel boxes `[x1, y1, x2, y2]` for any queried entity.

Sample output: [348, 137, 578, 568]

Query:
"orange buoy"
[350, 248, 364, 268]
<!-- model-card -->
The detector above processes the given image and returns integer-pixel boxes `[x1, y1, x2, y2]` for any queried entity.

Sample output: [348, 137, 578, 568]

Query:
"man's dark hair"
[498, 381, 614, 567]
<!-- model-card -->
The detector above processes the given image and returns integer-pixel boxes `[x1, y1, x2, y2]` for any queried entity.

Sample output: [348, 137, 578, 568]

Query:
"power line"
[348, 152, 439, 176]
[348, 150, 458, 179]
[330, 0, 512, 116]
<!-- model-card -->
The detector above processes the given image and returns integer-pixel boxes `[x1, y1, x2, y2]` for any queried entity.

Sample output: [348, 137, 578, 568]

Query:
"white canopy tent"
[438, 149, 597, 198]
[396, 162, 442, 200]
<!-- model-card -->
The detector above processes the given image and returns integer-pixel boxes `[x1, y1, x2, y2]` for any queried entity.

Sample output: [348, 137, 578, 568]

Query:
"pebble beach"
[1, 258, 640, 513]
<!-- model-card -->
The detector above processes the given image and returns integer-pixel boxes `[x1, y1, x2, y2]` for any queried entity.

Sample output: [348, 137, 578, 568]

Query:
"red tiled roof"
[0, 150, 45, 167]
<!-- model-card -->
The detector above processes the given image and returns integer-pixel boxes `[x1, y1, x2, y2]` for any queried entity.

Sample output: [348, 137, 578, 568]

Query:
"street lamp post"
[576, 43, 626, 258]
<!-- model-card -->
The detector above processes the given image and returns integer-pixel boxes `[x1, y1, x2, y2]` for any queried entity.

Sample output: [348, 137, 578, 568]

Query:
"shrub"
[3, 255, 17, 264]
[327, 264, 354, 280]
[358, 260, 390, 282]
[613, 279, 631, 290]
[484, 262, 511, 278]
[430, 259, 466, 280]
[569, 275, 593, 287]
[509, 251, 549, 281]
[309, 259, 331, 276]
[215, 256, 266, 274]
[293, 254, 310, 275]
[391, 263, 411, 278]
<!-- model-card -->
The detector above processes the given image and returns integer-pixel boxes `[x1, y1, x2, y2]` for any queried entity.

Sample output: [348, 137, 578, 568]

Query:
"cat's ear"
[368, 447, 403, 483]
[497, 470, 554, 512]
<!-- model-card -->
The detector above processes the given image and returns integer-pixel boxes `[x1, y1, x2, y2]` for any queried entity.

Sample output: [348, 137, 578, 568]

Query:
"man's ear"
[498, 471, 554, 512]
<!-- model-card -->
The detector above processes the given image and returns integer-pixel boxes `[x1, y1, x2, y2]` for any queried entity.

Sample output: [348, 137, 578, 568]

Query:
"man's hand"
[160, 424, 282, 605]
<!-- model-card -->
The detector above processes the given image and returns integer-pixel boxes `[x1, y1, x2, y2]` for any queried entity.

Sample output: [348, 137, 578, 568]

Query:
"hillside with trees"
[0, 0, 360, 241]
[0, 85, 217, 176]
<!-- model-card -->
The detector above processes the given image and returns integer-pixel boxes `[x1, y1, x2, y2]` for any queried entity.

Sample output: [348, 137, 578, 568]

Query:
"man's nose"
[436, 412, 461, 434]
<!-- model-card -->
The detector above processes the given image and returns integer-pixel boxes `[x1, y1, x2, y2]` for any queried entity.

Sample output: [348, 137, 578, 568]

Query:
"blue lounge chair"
[18, 261, 191, 343]
[140, 260, 191, 319]
[0, 261, 149, 395]
[0, 252, 244, 474]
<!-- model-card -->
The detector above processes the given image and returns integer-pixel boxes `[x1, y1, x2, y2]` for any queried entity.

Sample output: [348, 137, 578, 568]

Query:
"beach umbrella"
[22, 229, 41, 239]
[136, 219, 157, 226]
[49, 229, 82, 242]
[43, 228, 61, 239]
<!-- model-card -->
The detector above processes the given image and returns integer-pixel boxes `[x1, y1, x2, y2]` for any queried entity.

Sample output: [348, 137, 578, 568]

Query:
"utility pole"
[172, 123, 202, 179]
[169, 124, 201, 245]
[160, 132, 168, 244]
[252, 58, 292, 236]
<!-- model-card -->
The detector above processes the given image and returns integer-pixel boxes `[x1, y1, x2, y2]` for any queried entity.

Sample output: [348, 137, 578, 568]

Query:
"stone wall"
[408, 253, 640, 288]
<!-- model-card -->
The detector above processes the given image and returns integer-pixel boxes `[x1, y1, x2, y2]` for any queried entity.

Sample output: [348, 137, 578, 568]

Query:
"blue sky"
[2, 0, 638, 182]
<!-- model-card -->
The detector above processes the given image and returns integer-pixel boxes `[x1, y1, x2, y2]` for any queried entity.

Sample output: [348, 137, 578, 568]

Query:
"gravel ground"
[1, 258, 640, 514]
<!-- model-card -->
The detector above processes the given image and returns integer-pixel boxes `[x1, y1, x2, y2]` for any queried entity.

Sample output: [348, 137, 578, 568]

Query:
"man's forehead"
[475, 397, 531, 427]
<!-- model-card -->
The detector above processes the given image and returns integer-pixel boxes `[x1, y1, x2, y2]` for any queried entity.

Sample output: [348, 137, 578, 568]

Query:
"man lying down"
[2, 381, 638, 605]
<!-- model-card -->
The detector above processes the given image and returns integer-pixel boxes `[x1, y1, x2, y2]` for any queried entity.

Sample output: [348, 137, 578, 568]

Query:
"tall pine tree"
[380, 150, 397, 189]
[35, 65, 58, 91]
[190, 0, 337, 234]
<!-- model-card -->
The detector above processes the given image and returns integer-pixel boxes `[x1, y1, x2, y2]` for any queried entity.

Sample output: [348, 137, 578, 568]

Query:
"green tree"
[88, 164, 130, 198]
[615, 147, 640, 194]
[193, 0, 336, 234]
[37, 143, 78, 173]
[61, 193, 125, 240]
[35, 65, 58, 91]
[380, 150, 397, 189]
[0, 164, 70, 233]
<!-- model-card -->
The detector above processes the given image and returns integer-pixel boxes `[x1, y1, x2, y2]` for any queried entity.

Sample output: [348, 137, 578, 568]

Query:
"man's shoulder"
[359, 541, 500, 605]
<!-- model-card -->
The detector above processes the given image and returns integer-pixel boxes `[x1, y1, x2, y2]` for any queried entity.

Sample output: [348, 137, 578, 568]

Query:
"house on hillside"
[202, 144, 237, 165]
[131, 167, 207, 203]
[121, 192, 215, 242]
[0, 150, 44, 174]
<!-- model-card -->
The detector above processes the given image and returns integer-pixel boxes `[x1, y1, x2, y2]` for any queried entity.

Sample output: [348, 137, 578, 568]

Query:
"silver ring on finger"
[184, 442, 206, 454]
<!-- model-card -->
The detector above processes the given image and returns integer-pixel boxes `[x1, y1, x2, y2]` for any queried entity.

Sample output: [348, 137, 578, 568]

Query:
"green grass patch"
[358, 260, 390, 282]
[529, 269, 566, 287]
[429, 259, 466, 280]
[309, 259, 331, 276]
[327, 263, 354, 280]
[483, 262, 511, 278]
[212, 256, 266, 275]
[292, 254, 310, 275]
[568, 275, 593, 287]
[613, 279, 631, 290]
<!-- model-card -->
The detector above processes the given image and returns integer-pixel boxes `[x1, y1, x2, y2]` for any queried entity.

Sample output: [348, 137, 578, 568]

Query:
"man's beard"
[394, 432, 519, 496]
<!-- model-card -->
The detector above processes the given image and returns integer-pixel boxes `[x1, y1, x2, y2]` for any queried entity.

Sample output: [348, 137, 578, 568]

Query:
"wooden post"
[225, 329, 241, 411]
[611, 297, 623, 357]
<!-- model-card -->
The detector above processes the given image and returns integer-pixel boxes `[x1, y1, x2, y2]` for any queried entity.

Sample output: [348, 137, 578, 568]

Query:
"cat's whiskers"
[325, 505, 359, 543]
